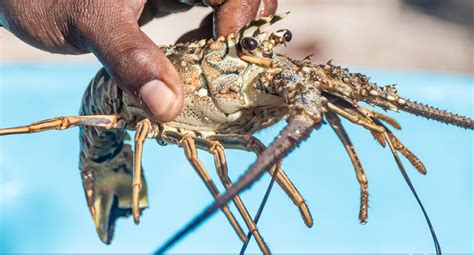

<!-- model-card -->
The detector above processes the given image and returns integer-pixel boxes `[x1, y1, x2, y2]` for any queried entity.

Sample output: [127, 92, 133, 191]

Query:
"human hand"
[0, 0, 277, 122]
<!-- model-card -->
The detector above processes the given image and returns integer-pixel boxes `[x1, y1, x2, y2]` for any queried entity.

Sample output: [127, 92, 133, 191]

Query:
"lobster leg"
[327, 102, 385, 133]
[333, 102, 427, 175]
[207, 141, 270, 254]
[389, 133, 426, 175]
[327, 102, 392, 146]
[176, 134, 247, 242]
[366, 109, 401, 129]
[326, 112, 369, 224]
[132, 118, 151, 224]
[211, 134, 313, 228]
[155, 115, 322, 254]
[371, 120, 427, 175]
[0, 115, 122, 136]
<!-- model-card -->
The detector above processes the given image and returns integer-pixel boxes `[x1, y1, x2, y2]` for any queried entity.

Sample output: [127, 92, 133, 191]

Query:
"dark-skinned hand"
[0, 0, 277, 122]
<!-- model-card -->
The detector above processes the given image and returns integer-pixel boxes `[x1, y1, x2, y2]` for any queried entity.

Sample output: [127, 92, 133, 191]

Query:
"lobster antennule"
[399, 99, 474, 129]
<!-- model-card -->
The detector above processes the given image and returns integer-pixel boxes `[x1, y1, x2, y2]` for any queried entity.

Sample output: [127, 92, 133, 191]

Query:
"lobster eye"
[241, 37, 259, 51]
[283, 30, 292, 42]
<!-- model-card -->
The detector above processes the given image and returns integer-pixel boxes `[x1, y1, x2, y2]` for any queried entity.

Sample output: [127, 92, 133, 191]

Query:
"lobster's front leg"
[161, 131, 248, 243]
[160, 130, 273, 253]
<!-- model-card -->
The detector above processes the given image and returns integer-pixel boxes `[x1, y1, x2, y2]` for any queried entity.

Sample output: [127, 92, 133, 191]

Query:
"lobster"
[0, 13, 472, 254]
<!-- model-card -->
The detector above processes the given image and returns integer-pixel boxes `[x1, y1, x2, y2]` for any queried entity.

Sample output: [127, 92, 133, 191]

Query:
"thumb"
[82, 19, 184, 123]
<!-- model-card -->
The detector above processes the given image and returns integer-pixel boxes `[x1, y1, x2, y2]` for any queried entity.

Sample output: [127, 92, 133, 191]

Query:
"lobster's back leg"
[209, 134, 314, 228]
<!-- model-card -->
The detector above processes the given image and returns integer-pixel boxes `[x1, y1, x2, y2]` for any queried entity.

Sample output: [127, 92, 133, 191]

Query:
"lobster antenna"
[399, 99, 473, 129]
[240, 165, 279, 254]
[154, 115, 321, 254]
[381, 125, 441, 255]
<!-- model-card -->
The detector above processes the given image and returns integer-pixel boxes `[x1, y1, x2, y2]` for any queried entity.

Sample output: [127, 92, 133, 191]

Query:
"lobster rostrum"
[0, 13, 472, 254]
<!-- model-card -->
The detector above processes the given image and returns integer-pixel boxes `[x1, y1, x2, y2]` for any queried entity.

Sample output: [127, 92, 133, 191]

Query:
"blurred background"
[1, 0, 473, 73]
[1, 0, 472, 254]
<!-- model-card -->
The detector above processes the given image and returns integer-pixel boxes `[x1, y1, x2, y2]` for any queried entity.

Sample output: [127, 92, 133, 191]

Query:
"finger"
[82, 18, 184, 122]
[212, 0, 261, 36]
[259, 0, 278, 17]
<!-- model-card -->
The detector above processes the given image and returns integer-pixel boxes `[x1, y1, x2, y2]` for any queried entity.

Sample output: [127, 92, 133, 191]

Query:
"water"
[0, 63, 472, 253]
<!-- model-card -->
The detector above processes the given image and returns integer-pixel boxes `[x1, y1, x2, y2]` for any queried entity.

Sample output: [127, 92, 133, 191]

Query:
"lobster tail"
[79, 69, 149, 243]
[399, 99, 474, 129]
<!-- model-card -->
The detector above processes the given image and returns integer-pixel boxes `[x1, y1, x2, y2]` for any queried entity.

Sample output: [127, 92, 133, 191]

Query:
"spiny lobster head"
[238, 13, 473, 130]
[265, 54, 473, 130]
[272, 56, 473, 129]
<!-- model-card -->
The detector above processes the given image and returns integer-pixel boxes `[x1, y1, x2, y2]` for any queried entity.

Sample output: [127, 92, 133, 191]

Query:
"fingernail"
[139, 80, 175, 120]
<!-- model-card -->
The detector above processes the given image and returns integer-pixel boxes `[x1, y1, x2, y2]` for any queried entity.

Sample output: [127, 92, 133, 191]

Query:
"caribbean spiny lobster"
[0, 13, 472, 254]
